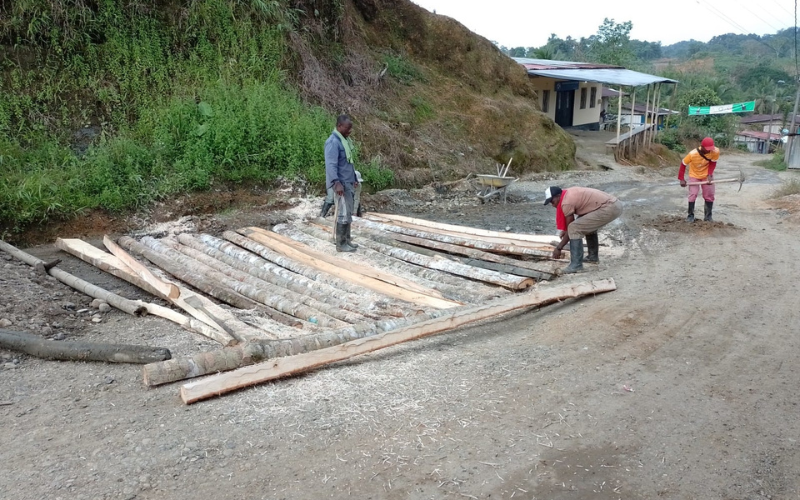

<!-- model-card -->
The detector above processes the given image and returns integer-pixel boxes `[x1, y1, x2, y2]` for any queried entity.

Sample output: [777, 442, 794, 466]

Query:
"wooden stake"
[103, 235, 179, 299]
[180, 279, 617, 403]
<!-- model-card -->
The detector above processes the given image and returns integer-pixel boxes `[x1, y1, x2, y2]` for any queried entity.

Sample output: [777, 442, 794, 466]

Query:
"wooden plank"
[367, 212, 558, 245]
[103, 235, 179, 299]
[249, 227, 447, 298]
[180, 279, 617, 404]
[238, 228, 462, 310]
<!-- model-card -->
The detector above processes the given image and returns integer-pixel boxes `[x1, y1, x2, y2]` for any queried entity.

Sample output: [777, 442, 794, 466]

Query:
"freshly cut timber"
[0, 329, 171, 364]
[353, 218, 564, 260]
[286, 223, 501, 303]
[247, 227, 447, 298]
[103, 235, 180, 299]
[367, 212, 559, 245]
[237, 228, 462, 310]
[162, 236, 357, 326]
[56, 237, 237, 345]
[143, 309, 452, 386]
[180, 279, 617, 403]
[177, 233, 381, 320]
[353, 225, 559, 278]
[284, 224, 533, 290]
[0, 239, 147, 317]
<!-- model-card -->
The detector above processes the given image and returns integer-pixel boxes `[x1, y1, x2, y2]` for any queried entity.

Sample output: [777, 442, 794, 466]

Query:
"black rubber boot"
[704, 201, 713, 222]
[585, 232, 599, 263]
[561, 238, 584, 274]
[335, 223, 356, 252]
[345, 223, 358, 249]
[356, 204, 365, 217]
[686, 201, 696, 223]
[320, 202, 333, 218]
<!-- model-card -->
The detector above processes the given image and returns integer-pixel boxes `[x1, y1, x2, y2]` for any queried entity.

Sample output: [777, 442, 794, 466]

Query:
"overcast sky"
[410, 0, 795, 48]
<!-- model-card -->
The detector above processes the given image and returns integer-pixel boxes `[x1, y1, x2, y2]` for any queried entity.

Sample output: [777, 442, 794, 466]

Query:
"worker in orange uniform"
[679, 137, 720, 222]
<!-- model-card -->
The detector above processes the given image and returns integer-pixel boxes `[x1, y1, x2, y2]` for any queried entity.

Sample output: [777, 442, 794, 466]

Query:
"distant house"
[512, 57, 676, 131]
[739, 114, 800, 135]
[619, 103, 679, 129]
[733, 130, 782, 154]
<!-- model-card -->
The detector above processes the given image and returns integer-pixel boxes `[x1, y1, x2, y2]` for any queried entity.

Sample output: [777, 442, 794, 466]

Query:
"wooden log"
[291, 223, 500, 303]
[180, 279, 618, 403]
[249, 227, 447, 298]
[57, 238, 237, 345]
[0, 329, 171, 364]
[138, 237, 307, 330]
[366, 215, 558, 251]
[350, 225, 559, 278]
[221, 230, 400, 301]
[198, 233, 403, 319]
[165, 236, 360, 326]
[238, 228, 462, 310]
[0, 239, 147, 317]
[368, 212, 558, 245]
[142, 310, 452, 386]
[103, 235, 179, 299]
[280, 224, 532, 290]
[353, 218, 564, 260]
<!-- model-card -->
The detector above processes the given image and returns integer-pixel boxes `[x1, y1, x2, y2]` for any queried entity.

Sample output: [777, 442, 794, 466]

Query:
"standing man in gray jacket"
[324, 114, 359, 252]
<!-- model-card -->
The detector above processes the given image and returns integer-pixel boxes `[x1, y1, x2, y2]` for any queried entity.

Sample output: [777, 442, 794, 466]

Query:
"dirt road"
[2, 147, 799, 500]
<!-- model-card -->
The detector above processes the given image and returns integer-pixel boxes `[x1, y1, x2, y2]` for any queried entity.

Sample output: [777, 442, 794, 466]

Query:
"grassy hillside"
[0, 0, 574, 234]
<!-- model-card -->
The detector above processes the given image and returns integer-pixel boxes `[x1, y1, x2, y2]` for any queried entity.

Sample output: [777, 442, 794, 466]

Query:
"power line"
[795, 0, 798, 78]
[734, 0, 793, 32]
[769, 0, 794, 17]
[696, 0, 755, 36]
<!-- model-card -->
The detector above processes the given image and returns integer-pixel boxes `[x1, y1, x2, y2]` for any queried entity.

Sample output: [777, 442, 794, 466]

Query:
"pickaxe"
[681, 168, 745, 192]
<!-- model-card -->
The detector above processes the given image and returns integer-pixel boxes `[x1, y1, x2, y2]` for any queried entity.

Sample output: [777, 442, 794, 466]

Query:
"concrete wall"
[529, 77, 601, 127]
[529, 77, 556, 121]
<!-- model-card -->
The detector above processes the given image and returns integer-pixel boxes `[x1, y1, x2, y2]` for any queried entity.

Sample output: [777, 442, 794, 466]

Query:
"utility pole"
[785, 78, 800, 164]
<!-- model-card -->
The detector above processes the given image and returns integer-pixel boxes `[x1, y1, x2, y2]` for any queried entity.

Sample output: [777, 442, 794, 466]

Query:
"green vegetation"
[772, 178, 800, 197]
[756, 154, 788, 172]
[0, 1, 340, 231]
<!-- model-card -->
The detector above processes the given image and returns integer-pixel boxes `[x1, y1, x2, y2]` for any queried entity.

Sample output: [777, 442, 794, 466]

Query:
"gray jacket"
[324, 132, 356, 189]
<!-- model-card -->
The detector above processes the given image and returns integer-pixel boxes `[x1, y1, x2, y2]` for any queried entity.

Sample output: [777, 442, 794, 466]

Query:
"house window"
[580, 88, 587, 109]
[542, 90, 550, 113]
[590, 87, 597, 108]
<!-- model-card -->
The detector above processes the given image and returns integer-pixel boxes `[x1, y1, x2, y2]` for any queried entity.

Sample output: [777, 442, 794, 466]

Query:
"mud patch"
[645, 215, 742, 235]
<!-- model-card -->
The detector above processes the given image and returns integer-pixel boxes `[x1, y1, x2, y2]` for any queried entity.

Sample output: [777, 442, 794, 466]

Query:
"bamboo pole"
[616, 87, 623, 145]
[627, 87, 636, 158]
[352, 218, 563, 260]
[1, 239, 147, 317]
[238, 228, 462, 310]
[642, 84, 651, 155]
[1, 329, 170, 364]
[180, 279, 618, 404]
[166, 236, 362, 325]
[366, 213, 558, 245]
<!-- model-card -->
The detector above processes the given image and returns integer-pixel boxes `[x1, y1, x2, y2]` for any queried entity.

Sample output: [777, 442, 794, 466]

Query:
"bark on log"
[138, 237, 307, 330]
[238, 228, 462, 309]
[353, 218, 565, 260]
[0, 239, 147, 316]
[368, 212, 559, 245]
[144, 309, 453, 386]
[103, 235, 180, 299]
[164, 236, 358, 326]
[250, 227, 447, 298]
[177, 234, 377, 319]
[0, 329, 171, 364]
[351, 225, 559, 278]
[180, 279, 618, 403]
[292, 222, 501, 303]
[117, 237, 284, 339]
[294, 225, 533, 290]
[366, 214, 559, 250]
[56, 238, 238, 345]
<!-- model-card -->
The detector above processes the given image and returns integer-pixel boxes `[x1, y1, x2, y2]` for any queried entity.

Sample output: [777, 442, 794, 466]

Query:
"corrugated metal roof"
[739, 114, 800, 124]
[735, 130, 782, 140]
[621, 104, 679, 116]
[512, 57, 677, 87]
[602, 87, 627, 98]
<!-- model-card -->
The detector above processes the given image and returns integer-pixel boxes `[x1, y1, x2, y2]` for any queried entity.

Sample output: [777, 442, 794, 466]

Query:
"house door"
[553, 81, 578, 128]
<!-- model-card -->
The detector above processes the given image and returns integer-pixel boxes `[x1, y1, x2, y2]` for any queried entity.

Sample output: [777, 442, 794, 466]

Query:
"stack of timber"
[26, 213, 610, 400]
